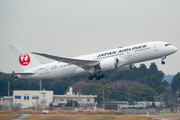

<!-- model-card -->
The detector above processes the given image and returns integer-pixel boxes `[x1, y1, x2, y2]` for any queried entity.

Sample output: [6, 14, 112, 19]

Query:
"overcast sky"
[0, 0, 179, 75]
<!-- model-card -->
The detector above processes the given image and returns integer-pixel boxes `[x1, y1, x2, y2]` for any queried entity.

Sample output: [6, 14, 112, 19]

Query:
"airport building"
[0, 96, 13, 109]
[9, 87, 97, 109]
[0, 96, 3, 105]
[102, 101, 165, 110]
[13, 90, 53, 109]
[53, 87, 97, 109]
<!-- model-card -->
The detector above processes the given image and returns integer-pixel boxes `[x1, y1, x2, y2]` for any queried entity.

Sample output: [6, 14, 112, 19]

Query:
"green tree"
[162, 80, 170, 87]
[138, 71, 145, 78]
[171, 73, 180, 92]
[49, 80, 67, 95]
[96, 83, 113, 102]
[125, 70, 136, 80]
[125, 84, 156, 101]
[71, 81, 98, 95]
[112, 80, 140, 100]
[138, 64, 148, 75]
[148, 63, 158, 75]
[147, 63, 164, 94]
[148, 74, 160, 88]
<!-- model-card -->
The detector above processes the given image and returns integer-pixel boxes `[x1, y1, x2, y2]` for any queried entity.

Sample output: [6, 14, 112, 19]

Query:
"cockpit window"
[165, 43, 172, 46]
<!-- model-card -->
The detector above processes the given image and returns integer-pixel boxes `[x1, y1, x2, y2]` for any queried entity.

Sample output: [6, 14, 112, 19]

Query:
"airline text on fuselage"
[97, 44, 147, 57]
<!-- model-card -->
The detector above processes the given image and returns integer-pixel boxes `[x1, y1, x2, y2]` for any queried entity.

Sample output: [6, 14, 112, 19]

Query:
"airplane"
[7, 41, 177, 80]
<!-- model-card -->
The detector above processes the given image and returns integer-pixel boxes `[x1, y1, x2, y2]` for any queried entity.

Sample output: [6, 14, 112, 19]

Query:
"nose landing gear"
[161, 56, 166, 65]
[161, 61, 165, 65]
[88, 75, 93, 80]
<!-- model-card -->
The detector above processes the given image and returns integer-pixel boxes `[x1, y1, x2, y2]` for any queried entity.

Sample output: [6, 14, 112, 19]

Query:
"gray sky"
[0, 0, 179, 75]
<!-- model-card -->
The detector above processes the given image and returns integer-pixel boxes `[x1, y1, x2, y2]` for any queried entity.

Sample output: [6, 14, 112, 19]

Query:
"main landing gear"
[161, 56, 166, 65]
[88, 74, 105, 80]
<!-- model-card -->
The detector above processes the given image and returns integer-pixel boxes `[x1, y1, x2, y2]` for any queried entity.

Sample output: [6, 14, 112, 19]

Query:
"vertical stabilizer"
[9, 44, 42, 71]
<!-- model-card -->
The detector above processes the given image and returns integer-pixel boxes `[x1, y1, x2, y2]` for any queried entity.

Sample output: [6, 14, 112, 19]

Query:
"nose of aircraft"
[173, 46, 178, 53]
[164, 44, 177, 56]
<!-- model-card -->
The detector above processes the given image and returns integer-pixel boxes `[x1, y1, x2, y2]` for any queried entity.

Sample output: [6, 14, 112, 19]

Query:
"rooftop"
[53, 95, 97, 98]
[3, 96, 13, 99]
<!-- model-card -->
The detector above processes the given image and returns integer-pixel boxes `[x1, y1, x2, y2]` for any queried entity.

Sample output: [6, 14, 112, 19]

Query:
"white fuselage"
[19, 41, 177, 79]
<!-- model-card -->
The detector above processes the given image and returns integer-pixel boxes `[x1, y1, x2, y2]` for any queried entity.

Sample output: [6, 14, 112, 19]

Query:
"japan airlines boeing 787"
[8, 41, 177, 80]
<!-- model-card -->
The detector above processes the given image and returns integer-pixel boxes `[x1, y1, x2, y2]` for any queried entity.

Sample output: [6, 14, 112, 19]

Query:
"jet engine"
[116, 64, 135, 71]
[99, 58, 119, 71]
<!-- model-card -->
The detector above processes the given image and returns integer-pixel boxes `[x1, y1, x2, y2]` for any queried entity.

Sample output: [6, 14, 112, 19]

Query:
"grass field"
[26, 114, 153, 120]
[0, 113, 180, 120]
[0, 114, 20, 120]
[0, 109, 124, 115]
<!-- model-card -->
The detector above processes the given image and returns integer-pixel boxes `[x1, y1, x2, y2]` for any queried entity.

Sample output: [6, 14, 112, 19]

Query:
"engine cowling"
[116, 64, 135, 72]
[99, 58, 119, 71]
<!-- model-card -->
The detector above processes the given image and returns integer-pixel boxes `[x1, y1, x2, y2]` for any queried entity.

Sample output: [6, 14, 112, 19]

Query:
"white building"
[3, 96, 13, 109]
[13, 90, 53, 109]
[12, 87, 97, 109]
[0, 96, 13, 109]
[0, 96, 3, 106]
[138, 101, 165, 108]
[103, 101, 165, 110]
[53, 87, 97, 109]
[53, 95, 97, 105]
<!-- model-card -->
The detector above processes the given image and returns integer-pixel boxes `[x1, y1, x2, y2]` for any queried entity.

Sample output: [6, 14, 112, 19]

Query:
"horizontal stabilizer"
[4, 72, 35, 76]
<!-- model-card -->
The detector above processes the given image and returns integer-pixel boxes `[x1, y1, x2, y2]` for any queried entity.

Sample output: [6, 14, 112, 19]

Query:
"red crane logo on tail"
[19, 53, 30, 66]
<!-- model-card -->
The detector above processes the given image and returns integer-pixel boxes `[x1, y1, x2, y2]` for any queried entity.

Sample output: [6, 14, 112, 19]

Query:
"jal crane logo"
[19, 53, 30, 66]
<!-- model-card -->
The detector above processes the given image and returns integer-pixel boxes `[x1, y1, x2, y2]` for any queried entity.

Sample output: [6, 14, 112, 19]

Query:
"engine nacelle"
[99, 58, 119, 71]
[116, 64, 135, 72]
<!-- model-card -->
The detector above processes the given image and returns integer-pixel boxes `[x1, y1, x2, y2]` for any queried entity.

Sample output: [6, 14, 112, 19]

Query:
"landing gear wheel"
[161, 56, 166, 65]
[95, 74, 105, 80]
[96, 76, 101, 80]
[161, 61, 165, 65]
[88, 76, 93, 80]
[100, 74, 105, 78]
[93, 74, 97, 78]
[88, 74, 105, 80]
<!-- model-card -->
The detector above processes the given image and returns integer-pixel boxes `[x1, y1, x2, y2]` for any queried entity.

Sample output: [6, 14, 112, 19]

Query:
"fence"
[124, 108, 175, 114]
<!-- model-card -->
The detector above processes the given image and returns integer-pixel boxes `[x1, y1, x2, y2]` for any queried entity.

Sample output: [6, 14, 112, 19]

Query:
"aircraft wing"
[31, 52, 99, 67]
